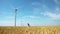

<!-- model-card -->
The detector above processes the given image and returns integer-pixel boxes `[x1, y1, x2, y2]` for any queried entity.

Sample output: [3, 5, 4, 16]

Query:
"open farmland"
[0, 26, 60, 34]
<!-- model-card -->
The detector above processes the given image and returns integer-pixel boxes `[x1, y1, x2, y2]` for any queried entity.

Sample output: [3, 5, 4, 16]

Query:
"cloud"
[31, 2, 43, 16]
[41, 11, 60, 20]
[54, 0, 60, 5]
[32, 2, 49, 15]
[52, 7, 60, 14]
[32, 8, 41, 15]
[32, 1, 60, 20]
[56, 7, 60, 12]
[32, 2, 41, 5]
[32, 2, 42, 8]
[28, 16, 40, 18]
[5, 15, 14, 19]
[22, 16, 40, 19]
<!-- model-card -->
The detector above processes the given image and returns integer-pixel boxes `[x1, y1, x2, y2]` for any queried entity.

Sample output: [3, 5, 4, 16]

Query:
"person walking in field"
[27, 23, 30, 27]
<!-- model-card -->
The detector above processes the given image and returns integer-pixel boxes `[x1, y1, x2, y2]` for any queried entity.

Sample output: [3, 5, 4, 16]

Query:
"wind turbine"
[9, 2, 21, 26]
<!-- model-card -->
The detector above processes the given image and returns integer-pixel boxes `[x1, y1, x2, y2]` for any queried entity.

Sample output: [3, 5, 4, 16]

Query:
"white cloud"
[41, 11, 60, 20]
[32, 2, 42, 8]
[31, 1, 60, 20]
[32, 8, 41, 15]
[5, 15, 14, 19]
[29, 16, 40, 18]
[52, 7, 60, 14]
[32, 3, 49, 15]
[32, 2, 41, 6]
[56, 7, 60, 12]
[22, 16, 40, 19]
[54, 0, 60, 5]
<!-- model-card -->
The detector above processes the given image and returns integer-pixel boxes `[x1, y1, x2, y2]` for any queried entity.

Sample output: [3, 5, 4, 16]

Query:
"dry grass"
[0, 26, 60, 34]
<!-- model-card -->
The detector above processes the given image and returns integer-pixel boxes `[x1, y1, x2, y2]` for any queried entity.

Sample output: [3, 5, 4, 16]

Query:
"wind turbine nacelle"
[15, 9, 17, 12]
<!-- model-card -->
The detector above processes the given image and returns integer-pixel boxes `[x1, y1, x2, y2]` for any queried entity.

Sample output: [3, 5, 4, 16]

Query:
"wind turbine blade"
[18, 7, 21, 9]
[15, 7, 21, 9]
[9, 3, 15, 9]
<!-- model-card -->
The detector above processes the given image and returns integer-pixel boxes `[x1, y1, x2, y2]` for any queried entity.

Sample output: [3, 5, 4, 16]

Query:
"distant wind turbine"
[9, 3, 21, 26]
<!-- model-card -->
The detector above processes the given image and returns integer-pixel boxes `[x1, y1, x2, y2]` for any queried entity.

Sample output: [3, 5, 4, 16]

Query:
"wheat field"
[0, 26, 60, 34]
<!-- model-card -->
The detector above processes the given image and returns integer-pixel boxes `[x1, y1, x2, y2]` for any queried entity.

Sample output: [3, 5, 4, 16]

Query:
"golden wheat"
[0, 26, 60, 34]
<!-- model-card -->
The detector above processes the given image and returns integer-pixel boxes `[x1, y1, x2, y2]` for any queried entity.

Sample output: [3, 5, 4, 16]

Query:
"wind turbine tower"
[15, 9, 17, 26]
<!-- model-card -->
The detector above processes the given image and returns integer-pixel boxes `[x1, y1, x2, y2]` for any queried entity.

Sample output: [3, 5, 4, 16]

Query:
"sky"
[0, 0, 60, 26]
